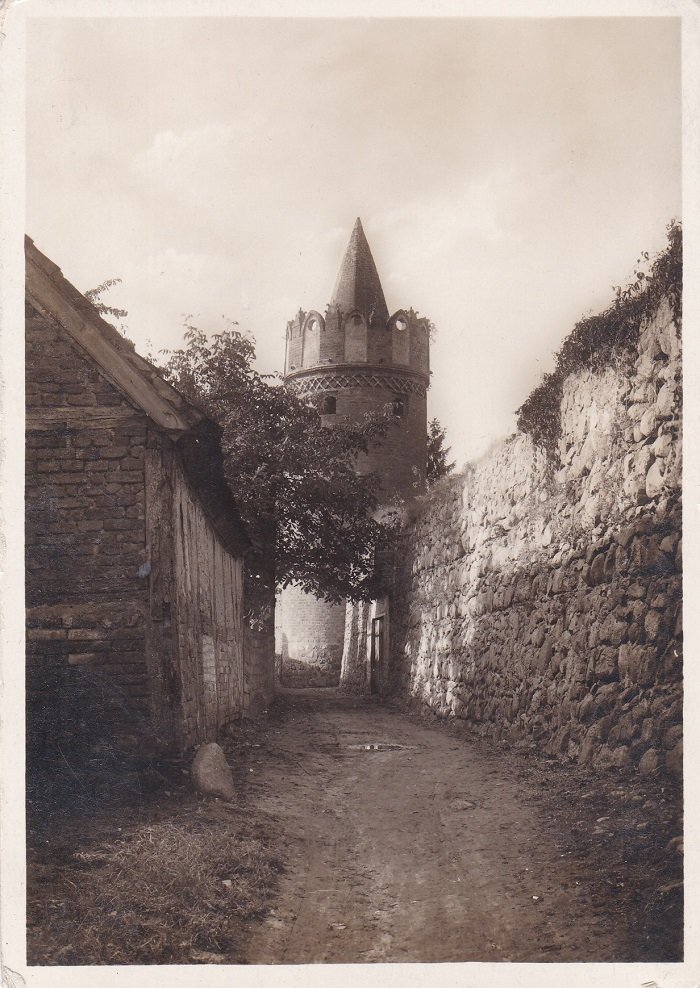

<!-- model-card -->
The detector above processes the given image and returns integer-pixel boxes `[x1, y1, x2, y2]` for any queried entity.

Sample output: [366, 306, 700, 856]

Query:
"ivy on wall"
[517, 220, 682, 454]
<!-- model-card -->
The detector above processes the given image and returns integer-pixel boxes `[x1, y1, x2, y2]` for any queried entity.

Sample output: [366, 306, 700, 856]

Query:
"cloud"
[371, 164, 524, 265]
[130, 122, 234, 177]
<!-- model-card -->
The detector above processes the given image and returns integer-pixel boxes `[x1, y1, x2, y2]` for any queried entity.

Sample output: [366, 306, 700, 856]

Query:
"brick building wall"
[333, 381, 427, 498]
[26, 240, 261, 756]
[26, 301, 152, 750]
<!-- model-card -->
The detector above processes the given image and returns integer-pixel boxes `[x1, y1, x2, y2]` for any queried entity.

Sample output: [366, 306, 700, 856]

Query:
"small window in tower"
[308, 316, 320, 332]
[322, 395, 337, 415]
[395, 317, 407, 332]
[392, 397, 405, 419]
[352, 314, 363, 326]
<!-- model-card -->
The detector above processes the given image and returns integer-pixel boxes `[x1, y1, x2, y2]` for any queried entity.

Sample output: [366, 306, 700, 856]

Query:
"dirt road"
[239, 688, 681, 964]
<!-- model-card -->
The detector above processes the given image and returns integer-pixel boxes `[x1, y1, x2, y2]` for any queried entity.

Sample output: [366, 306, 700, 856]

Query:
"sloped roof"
[329, 218, 389, 323]
[25, 236, 249, 555]
[26, 236, 205, 436]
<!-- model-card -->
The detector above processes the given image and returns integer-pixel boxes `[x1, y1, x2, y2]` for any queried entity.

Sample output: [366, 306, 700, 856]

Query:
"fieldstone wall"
[391, 295, 682, 778]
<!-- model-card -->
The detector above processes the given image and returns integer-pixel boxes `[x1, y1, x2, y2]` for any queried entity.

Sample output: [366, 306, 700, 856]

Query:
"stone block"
[638, 748, 661, 775]
[655, 382, 675, 418]
[589, 553, 606, 585]
[640, 717, 656, 743]
[610, 745, 632, 770]
[644, 609, 668, 646]
[592, 646, 618, 680]
[639, 407, 657, 438]
[532, 625, 546, 648]
[665, 740, 682, 777]
[595, 713, 615, 742]
[652, 433, 673, 457]
[659, 533, 678, 554]
[618, 643, 656, 687]
[578, 724, 602, 765]
[663, 723, 682, 749]
[599, 614, 628, 647]
[616, 712, 635, 743]
[627, 621, 642, 644]
[674, 606, 682, 638]
[644, 539, 674, 576]
[537, 640, 554, 670]
[635, 352, 655, 381]
[578, 693, 595, 722]
[191, 743, 235, 800]
[614, 525, 635, 549]
[645, 459, 665, 499]
[594, 682, 621, 711]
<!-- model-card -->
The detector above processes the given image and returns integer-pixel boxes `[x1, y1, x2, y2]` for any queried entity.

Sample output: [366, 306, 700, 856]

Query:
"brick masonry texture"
[390, 296, 682, 779]
[26, 302, 152, 746]
[275, 585, 346, 686]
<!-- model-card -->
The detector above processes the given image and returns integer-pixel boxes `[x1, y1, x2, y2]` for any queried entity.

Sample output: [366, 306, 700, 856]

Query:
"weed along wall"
[391, 283, 682, 778]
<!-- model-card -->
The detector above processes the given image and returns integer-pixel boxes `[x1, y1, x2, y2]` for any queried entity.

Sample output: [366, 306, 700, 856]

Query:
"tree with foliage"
[426, 417, 455, 485]
[160, 322, 396, 604]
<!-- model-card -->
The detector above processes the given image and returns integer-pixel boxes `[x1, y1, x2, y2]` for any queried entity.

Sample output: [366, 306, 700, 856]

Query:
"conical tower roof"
[329, 218, 389, 323]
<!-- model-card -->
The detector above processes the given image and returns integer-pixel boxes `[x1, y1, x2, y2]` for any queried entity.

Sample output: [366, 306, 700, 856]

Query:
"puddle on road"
[346, 741, 415, 752]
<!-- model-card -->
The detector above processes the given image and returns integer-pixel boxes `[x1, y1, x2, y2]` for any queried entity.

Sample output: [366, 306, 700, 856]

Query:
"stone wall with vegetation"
[390, 229, 682, 778]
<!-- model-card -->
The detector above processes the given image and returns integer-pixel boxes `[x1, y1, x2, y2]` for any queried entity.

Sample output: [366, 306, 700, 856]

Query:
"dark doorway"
[370, 616, 384, 694]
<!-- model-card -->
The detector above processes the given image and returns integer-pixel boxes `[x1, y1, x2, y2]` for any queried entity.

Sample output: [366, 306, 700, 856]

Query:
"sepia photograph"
[1, 2, 698, 984]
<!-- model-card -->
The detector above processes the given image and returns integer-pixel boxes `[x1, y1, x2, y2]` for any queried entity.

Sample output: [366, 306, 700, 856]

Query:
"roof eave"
[25, 236, 205, 438]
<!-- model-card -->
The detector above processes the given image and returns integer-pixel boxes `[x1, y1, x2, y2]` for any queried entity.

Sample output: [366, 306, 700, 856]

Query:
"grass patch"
[27, 803, 282, 965]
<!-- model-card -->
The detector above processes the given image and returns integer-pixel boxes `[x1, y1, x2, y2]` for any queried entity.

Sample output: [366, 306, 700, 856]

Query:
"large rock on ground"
[191, 742, 235, 799]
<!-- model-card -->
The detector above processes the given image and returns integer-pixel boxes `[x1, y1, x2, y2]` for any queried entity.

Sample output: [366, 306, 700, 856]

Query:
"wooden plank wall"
[146, 438, 245, 749]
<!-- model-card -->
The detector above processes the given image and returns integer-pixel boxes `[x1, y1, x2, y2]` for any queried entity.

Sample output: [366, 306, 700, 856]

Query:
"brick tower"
[275, 218, 430, 687]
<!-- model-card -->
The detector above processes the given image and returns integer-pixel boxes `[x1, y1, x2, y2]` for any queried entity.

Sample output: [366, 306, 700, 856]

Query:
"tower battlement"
[284, 218, 430, 384]
[284, 305, 430, 381]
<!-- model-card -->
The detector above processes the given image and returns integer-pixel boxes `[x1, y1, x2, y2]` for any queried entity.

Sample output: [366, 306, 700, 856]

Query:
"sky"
[25, 15, 681, 468]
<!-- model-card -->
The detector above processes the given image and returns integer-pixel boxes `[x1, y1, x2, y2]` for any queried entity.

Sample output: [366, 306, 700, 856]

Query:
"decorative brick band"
[290, 371, 427, 397]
